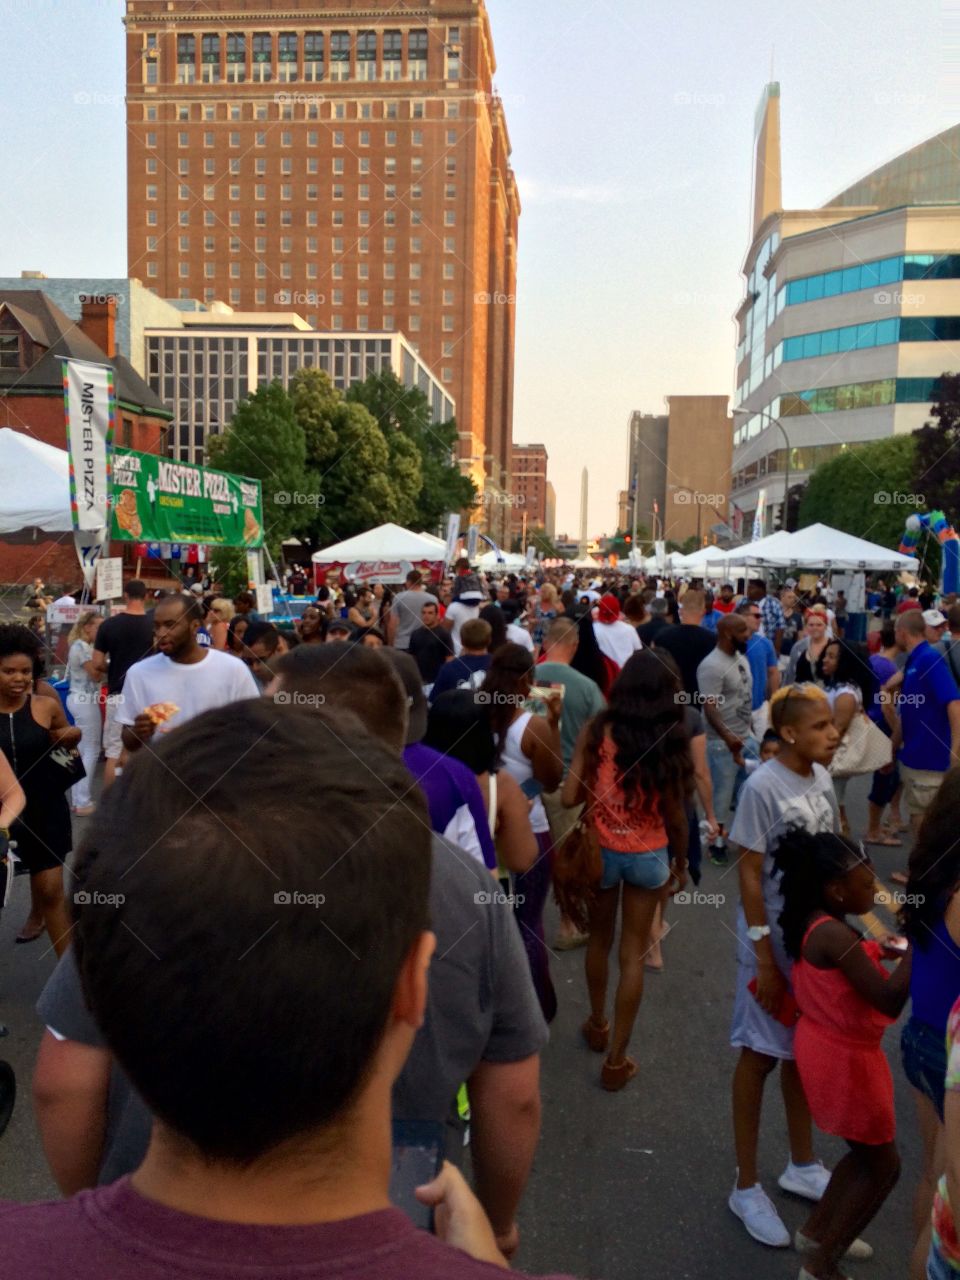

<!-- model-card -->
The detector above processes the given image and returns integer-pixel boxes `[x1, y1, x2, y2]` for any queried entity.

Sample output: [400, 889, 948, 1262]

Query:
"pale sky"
[0, 0, 953, 535]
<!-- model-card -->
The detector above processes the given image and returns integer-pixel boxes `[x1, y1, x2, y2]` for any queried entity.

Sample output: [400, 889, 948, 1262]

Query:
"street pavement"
[0, 772, 923, 1279]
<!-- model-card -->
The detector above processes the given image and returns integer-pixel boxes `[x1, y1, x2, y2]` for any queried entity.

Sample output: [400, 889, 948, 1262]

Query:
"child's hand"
[755, 960, 787, 1016]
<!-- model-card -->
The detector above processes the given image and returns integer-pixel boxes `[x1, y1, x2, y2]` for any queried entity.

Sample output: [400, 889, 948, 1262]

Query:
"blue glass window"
[841, 266, 861, 293]
[782, 252, 960, 304]
[877, 257, 901, 285]
[822, 270, 842, 297]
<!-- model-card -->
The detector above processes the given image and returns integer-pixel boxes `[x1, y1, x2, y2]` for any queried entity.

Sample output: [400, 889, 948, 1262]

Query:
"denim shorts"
[902, 1015, 947, 1121]
[600, 846, 670, 891]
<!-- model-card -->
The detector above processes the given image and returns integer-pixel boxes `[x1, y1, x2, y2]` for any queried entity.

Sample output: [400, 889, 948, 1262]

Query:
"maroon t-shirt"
[0, 1179, 576, 1280]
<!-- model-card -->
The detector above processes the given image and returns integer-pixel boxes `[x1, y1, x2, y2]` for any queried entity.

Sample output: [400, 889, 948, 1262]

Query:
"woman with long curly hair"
[900, 769, 960, 1278]
[562, 649, 692, 1090]
[482, 643, 563, 1021]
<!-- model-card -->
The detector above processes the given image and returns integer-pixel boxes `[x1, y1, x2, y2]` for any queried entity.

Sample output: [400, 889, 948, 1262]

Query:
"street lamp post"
[732, 407, 792, 532]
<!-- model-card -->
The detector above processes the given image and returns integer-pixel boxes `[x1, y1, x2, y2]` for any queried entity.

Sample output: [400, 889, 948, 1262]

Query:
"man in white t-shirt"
[592, 593, 641, 669]
[119, 594, 259, 753]
[443, 576, 486, 655]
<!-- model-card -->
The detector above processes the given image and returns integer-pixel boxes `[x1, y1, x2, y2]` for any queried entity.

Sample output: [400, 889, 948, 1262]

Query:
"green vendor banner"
[110, 449, 264, 548]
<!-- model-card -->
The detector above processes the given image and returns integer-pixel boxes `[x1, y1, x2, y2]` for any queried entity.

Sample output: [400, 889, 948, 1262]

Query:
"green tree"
[797, 434, 919, 552]
[510, 526, 565, 559]
[347, 369, 475, 529]
[912, 372, 960, 517]
[206, 380, 308, 557]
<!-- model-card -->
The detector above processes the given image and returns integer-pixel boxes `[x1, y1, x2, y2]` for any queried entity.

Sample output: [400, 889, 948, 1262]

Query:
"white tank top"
[500, 711, 549, 834]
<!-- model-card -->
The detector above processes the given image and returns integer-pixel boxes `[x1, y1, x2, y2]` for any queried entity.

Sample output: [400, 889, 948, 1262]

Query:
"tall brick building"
[510, 441, 547, 542]
[123, 0, 520, 532]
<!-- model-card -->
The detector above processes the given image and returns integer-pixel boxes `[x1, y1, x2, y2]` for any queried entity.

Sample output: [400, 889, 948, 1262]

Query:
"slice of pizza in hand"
[144, 702, 181, 726]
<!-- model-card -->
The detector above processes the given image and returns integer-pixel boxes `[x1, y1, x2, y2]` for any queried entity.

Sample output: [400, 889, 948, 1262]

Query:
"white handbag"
[829, 712, 892, 779]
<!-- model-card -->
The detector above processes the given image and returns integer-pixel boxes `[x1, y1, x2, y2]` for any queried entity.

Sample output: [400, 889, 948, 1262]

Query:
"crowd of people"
[0, 562, 958, 1280]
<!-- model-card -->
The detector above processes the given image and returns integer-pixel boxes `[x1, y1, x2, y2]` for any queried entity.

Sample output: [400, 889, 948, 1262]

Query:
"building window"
[178, 159, 189, 175]
[384, 237, 395, 254]
[304, 31, 324, 81]
[409, 290, 421, 305]
[255, 263, 266, 279]
[333, 157, 344, 175]
[410, 263, 422, 280]
[443, 290, 454, 306]
[201, 33, 220, 81]
[358, 315, 369, 331]
[411, 211, 422, 226]
[333, 102, 346, 120]
[144, 106, 156, 121]
[178, 211, 189, 225]
[358, 211, 370, 226]
[359, 183, 370, 200]
[256, 289, 266, 304]
[255, 158, 266, 175]
[386, 131, 397, 148]
[280, 263, 292, 280]
[412, 130, 423, 146]
[145, 158, 157, 174]
[384, 211, 396, 227]
[443, 263, 455, 280]
[204, 236, 214, 252]
[330, 31, 350, 80]
[444, 237, 455, 252]
[409, 315, 420, 332]
[358, 237, 369, 253]
[408, 29, 428, 79]
[357, 30, 377, 80]
[229, 289, 241, 305]
[444, 210, 455, 226]
[446, 101, 460, 119]
[281, 130, 292, 147]
[307, 130, 318, 146]
[178, 264, 189, 279]
[359, 130, 370, 147]
[281, 157, 292, 175]
[177, 34, 196, 82]
[446, 130, 457, 145]
[333, 131, 344, 147]
[332, 315, 343, 331]
[411, 101, 425, 119]
[281, 184, 292, 201]
[442, 367, 453, 383]
[333, 185, 344, 201]
[178, 131, 188, 147]
[385, 100, 399, 119]
[385, 156, 397, 174]
[255, 184, 266, 201]
[442, 316, 454, 332]
[229, 131, 240, 147]
[383, 314, 394, 329]
[383, 262, 395, 279]
[255, 131, 266, 147]
[333, 237, 345, 254]
[383, 29, 402, 75]
[230, 185, 241, 200]
[226, 32, 246, 82]
[251, 32, 272, 81]
[204, 263, 216, 279]
[146, 184, 157, 200]
[410, 238, 422, 254]
[445, 50, 460, 81]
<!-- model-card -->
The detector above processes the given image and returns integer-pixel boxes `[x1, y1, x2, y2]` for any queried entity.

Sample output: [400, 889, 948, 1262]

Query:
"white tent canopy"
[748, 523, 920, 572]
[311, 522, 447, 563]
[474, 549, 528, 571]
[570, 555, 602, 569]
[0, 428, 73, 535]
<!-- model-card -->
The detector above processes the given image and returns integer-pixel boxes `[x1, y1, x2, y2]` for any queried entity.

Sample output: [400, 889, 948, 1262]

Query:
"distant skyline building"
[732, 83, 960, 530]
[510, 441, 548, 541]
[626, 399, 733, 545]
[122, 0, 520, 521]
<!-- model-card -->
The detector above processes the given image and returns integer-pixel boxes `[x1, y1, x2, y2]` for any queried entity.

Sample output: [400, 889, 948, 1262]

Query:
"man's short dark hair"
[460, 618, 492, 651]
[163, 592, 205, 624]
[273, 643, 407, 751]
[948, 604, 960, 633]
[123, 579, 147, 601]
[72, 700, 430, 1165]
[405, 569, 423, 587]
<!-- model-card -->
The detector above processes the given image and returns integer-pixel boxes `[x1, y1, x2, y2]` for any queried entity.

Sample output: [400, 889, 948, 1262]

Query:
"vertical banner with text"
[444, 513, 461, 565]
[64, 359, 114, 532]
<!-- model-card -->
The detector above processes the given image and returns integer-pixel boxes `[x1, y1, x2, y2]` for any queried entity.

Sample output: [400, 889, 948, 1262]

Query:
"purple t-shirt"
[403, 743, 497, 870]
[0, 1179, 576, 1279]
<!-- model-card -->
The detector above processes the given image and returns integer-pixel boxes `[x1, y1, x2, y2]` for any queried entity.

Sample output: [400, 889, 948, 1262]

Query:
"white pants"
[67, 691, 101, 809]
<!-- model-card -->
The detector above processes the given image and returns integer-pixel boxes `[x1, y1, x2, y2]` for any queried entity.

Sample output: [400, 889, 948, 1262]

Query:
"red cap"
[598, 594, 621, 624]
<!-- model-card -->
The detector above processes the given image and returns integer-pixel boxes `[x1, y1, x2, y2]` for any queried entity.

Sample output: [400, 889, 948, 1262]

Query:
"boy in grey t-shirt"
[725, 684, 840, 1250]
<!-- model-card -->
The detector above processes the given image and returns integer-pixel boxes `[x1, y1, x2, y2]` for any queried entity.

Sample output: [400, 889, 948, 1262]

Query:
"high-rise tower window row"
[166, 28, 460, 86]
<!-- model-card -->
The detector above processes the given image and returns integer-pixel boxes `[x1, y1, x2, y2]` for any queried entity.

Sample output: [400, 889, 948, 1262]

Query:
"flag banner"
[110, 448, 263, 549]
[752, 490, 767, 542]
[466, 524, 480, 561]
[63, 359, 114, 533]
[444, 513, 461, 564]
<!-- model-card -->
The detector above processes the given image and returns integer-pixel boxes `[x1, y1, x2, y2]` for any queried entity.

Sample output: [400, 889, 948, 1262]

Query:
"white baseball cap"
[923, 608, 948, 627]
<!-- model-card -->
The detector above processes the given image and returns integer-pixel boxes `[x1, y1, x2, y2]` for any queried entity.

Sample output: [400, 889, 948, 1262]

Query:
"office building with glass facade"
[732, 85, 960, 530]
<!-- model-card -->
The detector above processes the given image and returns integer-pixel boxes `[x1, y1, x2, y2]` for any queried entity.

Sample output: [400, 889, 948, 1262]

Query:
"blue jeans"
[707, 736, 757, 829]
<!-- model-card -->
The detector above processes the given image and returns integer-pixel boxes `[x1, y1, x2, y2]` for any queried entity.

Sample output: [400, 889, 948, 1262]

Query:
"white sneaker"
[794, 1229, 873, 1260]
[729, 1182, 791, 1247]
[778, 1159, 831, 1201]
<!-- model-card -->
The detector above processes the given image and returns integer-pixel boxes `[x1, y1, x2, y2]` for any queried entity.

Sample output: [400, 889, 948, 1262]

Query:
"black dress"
[0, 699, 71, 875]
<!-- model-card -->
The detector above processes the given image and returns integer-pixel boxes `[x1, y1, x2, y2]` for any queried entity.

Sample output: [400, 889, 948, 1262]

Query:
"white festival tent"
[475, 549, 528, 571]
[570, 554, 603, 570]
[311, 522, 448, 565]
[0, 428, 73, 536]
[743, 523, 920, 572]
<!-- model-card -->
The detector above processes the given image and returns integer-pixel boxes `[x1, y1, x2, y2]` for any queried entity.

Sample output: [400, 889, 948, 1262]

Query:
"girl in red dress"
[773, 828, 912, 1280]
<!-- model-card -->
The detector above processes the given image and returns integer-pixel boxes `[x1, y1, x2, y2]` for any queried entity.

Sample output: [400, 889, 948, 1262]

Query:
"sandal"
[15, 921, 45, 945]
[891, 870, 910, 885]
[601, 1056, 638, 1092]
[863, 834, 902, 847]
[581, 1017, 609, 1053]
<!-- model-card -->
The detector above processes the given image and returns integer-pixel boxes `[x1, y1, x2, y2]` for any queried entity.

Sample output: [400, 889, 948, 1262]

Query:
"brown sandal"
[581, 1017, 609, 1053]
[601, 1056, 638, 1091]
